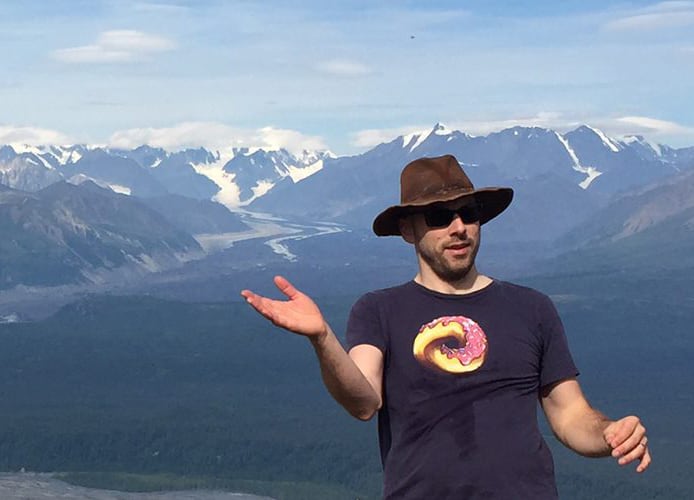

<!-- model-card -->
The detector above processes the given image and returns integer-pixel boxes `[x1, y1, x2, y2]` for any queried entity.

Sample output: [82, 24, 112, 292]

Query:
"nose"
[448, 213, 468, 236]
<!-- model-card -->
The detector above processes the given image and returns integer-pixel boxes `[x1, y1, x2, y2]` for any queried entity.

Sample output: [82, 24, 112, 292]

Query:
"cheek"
[467, 224, 481, 240]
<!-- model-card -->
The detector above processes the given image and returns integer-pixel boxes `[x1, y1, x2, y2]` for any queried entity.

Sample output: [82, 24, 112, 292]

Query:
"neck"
[414, 265, 493, 295]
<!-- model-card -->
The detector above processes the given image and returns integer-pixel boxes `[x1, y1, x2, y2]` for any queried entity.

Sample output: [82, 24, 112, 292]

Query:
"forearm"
[309, 325, 382, 421]
[552, 404, 613, 457]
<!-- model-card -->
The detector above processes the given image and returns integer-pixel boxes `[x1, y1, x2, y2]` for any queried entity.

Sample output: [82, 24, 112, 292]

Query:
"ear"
[399, 216, 415, 244]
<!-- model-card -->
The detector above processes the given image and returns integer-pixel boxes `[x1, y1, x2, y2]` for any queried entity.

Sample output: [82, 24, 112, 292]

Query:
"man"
[241, 155, 650, 499]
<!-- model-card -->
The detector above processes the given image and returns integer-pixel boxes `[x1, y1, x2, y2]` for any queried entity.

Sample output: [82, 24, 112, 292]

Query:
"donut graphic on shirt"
[413, 316, 488, 374]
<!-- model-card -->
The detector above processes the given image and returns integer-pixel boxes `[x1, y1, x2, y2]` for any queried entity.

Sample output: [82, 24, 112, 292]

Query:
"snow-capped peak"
[583, 125, 621, 153]
[401, 129, 429, 152]
[401, 123, 452, 153]
[432, 122, 451, 136]
[622, 135, 663, 157]
[10, 144, 86, 166]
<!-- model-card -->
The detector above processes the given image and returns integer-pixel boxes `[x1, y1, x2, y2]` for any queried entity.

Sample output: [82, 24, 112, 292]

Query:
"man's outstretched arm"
[241, 275, 383, 420]
[541, 378, 651, 473]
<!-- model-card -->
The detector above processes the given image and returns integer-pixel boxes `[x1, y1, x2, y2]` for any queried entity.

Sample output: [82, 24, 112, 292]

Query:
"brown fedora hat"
[372, 155, 513, 236]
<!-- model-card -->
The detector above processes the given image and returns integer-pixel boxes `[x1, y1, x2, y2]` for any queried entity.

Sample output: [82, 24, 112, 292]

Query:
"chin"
[435, 264, 474, 283]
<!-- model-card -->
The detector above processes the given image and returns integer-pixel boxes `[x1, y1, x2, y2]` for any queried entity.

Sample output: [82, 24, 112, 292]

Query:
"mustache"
[445, 238, 472, 246]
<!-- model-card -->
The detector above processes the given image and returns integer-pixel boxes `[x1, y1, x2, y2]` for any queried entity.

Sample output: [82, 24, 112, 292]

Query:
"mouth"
[444, 242, 471, 255]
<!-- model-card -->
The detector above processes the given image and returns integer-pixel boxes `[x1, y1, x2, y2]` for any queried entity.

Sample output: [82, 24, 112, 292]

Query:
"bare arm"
[310, 330, 383, 420]
[541, 378, 651, 472]
[241, 275, 382, 420]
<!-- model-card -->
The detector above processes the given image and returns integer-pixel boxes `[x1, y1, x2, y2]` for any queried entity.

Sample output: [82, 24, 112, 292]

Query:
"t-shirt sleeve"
[538, 295, 579, 388]
[345, 293, 387, 352]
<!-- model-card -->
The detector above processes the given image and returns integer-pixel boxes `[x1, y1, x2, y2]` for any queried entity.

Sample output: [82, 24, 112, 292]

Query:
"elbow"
[351, 407, 378, 421]
[348, 396, 382, 421]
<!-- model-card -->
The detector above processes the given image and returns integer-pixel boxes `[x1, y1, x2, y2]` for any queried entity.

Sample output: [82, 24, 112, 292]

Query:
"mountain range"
[0, 181, 205, 289]
[1, 123, 693, 306]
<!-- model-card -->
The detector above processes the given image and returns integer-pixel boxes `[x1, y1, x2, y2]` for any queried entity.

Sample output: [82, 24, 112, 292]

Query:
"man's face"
[401, 199, 481, 283]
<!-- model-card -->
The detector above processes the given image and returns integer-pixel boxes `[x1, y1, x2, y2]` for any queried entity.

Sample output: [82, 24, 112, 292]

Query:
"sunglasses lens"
[422, 206, 480, 227]
[459, 206, 480, 223]
[423, 209, 454, 227]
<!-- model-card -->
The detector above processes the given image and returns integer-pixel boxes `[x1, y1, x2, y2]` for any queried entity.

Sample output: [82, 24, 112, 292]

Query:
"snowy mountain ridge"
[2, 124, 692, 212]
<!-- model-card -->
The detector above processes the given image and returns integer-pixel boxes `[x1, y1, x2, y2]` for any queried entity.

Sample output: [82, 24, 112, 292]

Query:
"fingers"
[241, 276, 300, 303]
[240, 289, 275, 320]
[240, 277, 321, 335]
[616, 436, 651, 472]
[605, 416, 651, 472]
[240, 275, 294, 307]
[605, 416, 642, 450]
[240, 289, 262, 308]
[636, 446, 652, 473]
[273, 275, 300, 300]
[240, 276, 302, 326]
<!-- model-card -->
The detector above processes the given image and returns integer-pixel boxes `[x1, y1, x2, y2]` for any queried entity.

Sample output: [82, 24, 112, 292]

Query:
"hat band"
[403, 185, 475, 205]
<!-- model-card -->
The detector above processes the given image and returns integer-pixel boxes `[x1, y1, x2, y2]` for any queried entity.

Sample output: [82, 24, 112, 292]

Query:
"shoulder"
[350, 281, 419, 320]
[487, 280, 559, 321]
[491, 279, 553, 304]
[355, 281, 418, 305]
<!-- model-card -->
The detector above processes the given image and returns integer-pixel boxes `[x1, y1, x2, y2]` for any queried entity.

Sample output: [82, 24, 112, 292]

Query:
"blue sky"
[2, 0, 693, 154]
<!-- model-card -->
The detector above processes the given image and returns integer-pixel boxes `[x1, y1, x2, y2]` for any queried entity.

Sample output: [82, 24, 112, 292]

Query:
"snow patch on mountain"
[191, 153, 241, 208]
[555, 132, 581, 166]
[555, 132, 603, 189]
[32, 152, 54, 170]
[287, 158, 324, 182]
[109, 184, 132, 195]
[402, 123, 453, 153]
[49, 145, 85, 165]
[12, 144, 85, 166]
[251, 179, 275, 200]
[66, 174, 128, 196]
[402, 129, 430, 152]
[622, 135, 663, 157]
[585, 125, 621, 152]
[578, 167, 603, 189]
[71, 178, 130, 196]
[432, 123, 452, 136]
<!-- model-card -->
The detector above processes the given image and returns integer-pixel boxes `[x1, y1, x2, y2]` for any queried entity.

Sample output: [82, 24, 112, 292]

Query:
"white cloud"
[132, 2, 190, 14]
[316, 59, 373, 77]
[640, 1, 694, 13]
[52, 30, 176, 64]
[448, 113, 575, 136]
[256, 126, 328, 152]
[608, 115, 694, 137]
[0, 125, 73, 146]
[108, 122, 328, 154]
[350, 113, 694, 149]
[352, 126, 423, 148]
[53, 45, 133, 64]
[604, 2, 694, 31]
[351, 113, 574, 148]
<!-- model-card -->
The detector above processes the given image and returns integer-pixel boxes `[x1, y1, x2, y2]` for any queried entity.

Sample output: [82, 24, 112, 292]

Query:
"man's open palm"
[241, 275, 327, 338]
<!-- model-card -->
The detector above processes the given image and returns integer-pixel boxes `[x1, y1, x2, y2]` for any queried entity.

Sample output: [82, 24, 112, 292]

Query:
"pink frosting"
[421, 316, 487, 366]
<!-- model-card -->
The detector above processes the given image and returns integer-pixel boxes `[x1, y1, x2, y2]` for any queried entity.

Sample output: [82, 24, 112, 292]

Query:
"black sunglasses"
[420, 205, 481, 228]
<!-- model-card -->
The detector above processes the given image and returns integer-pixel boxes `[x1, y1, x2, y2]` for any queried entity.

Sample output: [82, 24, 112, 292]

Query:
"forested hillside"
[0, 285, 691, 499]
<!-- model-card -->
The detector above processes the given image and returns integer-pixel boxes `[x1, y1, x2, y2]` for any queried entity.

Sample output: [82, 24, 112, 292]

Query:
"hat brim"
[372, 187, 514, 236]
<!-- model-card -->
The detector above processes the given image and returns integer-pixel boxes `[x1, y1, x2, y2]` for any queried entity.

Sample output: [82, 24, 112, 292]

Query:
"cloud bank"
[351, 113, 694, 149]
[0, 125, 73, 146]
[107, 122, 329, 154]
[52, 30, 176, 64]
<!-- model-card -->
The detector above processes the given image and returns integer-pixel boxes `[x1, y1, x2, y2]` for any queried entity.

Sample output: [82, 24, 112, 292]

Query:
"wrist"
[309, 324, 330, 347]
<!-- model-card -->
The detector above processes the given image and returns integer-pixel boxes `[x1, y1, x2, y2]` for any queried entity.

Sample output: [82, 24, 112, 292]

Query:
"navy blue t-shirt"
[346, 280, 578, 500]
